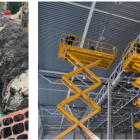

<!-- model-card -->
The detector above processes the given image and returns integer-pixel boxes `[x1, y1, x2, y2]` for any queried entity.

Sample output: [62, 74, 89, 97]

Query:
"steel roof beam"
[114, 110, 140, 128]
[39, 70, 136, 82]
[63, 1, 90, 9]
[80, 2, 96, 47]
[38, 88, 101, 95]
[95, 61, 123, 105]
[38, 73, 91, 88]
[38, 70, 109, 80]
[63, 2, 140, 24]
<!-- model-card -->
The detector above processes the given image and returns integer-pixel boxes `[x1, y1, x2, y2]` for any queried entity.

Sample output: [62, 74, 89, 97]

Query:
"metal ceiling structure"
[38, 1, 140, 139]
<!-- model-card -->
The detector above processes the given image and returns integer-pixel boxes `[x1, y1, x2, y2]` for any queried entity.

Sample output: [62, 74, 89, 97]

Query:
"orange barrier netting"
[0, 108, 28, 139]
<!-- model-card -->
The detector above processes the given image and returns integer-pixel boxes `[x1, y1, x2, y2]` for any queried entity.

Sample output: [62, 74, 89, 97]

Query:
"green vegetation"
[0, 2, 3, 12]
[7, 2, 22, 14]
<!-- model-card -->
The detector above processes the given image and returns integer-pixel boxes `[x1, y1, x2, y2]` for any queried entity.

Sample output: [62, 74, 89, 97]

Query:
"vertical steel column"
[80, 2, 96, 48]
[125, 133, 127, 140]
[112, 125, 115, 139]
[38, 105, 44, 139]
[101, 133, 103, 139]
[107, 80, 111, 139]
[73, 128, 80, 139]
[73, 128, 77, 139]
[131, 112, 134, 139]
[87, 111, 90, 129]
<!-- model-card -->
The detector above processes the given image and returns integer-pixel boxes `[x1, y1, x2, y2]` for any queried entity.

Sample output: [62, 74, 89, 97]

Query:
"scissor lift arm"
[133, 98, 140, 108]
[134, 122, 140, 129]
[54, 34, 117, 139]
[132, 77, 140, 89]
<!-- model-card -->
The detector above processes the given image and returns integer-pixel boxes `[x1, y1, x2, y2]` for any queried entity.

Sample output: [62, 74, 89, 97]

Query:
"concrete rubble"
[0, 17, 28, 115]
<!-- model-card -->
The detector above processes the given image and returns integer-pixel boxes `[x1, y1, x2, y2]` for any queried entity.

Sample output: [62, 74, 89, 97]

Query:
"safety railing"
[122, 41, 140, 64]
[60, 33, 117, 55]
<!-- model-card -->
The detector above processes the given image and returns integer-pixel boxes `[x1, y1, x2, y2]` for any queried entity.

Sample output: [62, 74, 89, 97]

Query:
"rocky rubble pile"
[0, 17, 28, 114]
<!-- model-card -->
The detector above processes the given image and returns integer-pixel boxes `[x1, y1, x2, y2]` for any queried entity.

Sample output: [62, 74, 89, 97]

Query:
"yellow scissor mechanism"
[134, 121, 140, 129]
[133, 97, 140, 129]
[133, 98, 140, 108]
[132, 77, 140, 89]
[54, 34, 117, 139]
[122, 41, 140, 130]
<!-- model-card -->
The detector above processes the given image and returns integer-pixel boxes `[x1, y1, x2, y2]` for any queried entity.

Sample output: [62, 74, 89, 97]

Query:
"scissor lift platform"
[54, 34, 117, 140]
[58, 33, 117, 69]
[122, 41, 140, 73]
[133, 98, 140, 130]
[122, 41, 140, 130]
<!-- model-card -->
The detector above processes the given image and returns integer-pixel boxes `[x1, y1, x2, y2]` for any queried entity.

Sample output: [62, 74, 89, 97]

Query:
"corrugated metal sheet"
[96, 2, 140, 21]
[38, 1, 140, 133]
[38, 2, 89, 72]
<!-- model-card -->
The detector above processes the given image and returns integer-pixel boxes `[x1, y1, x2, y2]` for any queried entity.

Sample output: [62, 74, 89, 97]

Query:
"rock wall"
[0, 17, 28, 114]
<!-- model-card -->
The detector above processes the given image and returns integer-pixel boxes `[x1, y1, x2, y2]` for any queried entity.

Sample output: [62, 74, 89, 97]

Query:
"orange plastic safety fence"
[0, 108, 28, 139]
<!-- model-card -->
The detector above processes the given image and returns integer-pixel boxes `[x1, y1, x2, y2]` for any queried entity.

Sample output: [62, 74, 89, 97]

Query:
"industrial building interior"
[38, 1, 140, 139]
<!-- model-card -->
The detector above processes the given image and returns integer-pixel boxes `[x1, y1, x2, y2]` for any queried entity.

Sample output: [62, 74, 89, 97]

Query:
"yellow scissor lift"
[122, 41, 140, 130]
[54, 33, 117, 139]
[133, 98, 140, 129]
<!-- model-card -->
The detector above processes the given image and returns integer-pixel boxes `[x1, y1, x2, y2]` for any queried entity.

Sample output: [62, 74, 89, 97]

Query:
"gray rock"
[10, 87, 16, 96]
[0, 17, 28, 115]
